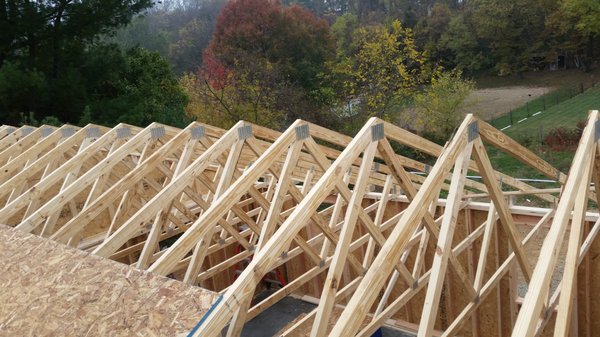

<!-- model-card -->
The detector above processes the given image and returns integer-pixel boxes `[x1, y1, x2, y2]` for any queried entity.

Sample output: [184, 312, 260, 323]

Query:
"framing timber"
[1, 110, 599, 337]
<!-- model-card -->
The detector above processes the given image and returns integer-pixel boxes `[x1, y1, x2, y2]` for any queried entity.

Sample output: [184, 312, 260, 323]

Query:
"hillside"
[483, 85, 600, 180]
[503, 85, 600, 138]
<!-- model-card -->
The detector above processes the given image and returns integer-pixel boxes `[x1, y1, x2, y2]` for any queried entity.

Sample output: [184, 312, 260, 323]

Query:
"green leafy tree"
[112, 15, 170, 57]
[0, 62, 49, 123]
[414, 69, 474, 139]
[331, 13, 359, 57]
[549, 0, 600, 63]
[414, 3, 452, 63]
[181, 68, 285, 129]
[439, 14, 486, 73]
[335, 20, 425, 121]
[0, 0, 153, 124]
[562, 0, 600, 37]
[0, 0, 152, 73]
[470, 0, 546, 75]
[83, 46, 189, 127]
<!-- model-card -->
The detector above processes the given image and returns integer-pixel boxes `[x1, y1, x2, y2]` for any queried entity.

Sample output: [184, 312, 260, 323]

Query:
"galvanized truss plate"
[595, 120, 600, 142]
[295, 124, 309, 140]
[116, 127, 131, 139]
[371, 123, 384, 141]
[150, 126, 165, 140]
[237, 125, 252, 140]
[21, 127, 34, 137]
[86, 127, 101, 138]
[61, 127, 76, 138]
[40, 127, 54, 137]
[5, 126, 16, 134]
[468, 121, 479, 142]
[191, 126, 205, 139]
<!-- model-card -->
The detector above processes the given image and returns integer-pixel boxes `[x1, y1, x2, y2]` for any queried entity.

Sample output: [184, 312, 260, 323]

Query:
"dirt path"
[465, 67, 600, 121]
[463, 86, 552, 120]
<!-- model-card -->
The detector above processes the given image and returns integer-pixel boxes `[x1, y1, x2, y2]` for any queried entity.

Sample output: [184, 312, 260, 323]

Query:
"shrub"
[543, 124, 583, 151]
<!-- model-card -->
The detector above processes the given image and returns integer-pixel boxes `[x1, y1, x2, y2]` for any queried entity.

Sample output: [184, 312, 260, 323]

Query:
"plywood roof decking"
[1, 111, 599, 337]
[0, 224, 217, 337]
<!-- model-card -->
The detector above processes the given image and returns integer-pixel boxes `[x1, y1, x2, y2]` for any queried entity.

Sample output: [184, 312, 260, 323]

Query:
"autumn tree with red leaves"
[184, 0, 338, 129]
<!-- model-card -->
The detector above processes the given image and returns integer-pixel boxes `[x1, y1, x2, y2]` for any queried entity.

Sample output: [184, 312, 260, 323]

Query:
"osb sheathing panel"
[0, 224, 217, 337]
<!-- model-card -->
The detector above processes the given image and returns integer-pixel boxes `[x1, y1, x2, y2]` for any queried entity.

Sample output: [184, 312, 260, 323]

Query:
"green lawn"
[487, 145, 574, 179]
[489, 86, 583, 131]
[502, 85, 600, 139]
[486, 85, 600, 180]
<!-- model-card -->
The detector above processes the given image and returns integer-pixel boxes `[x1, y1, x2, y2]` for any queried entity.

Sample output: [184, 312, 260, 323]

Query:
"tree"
[181, 68, 285, 129]
[207, 0, 334, 94]
[0, 0, 153, 72]
[169, 17, 214, 73]
[0, 62, 49, 124]
[335, 20, 425, 121]
[112, 15, 170, 58]
[439, 14, 486, 73]
[561, 0, 600, 37]
[112, 0, 226, 74]
[193, 0, 337, 129]
[553, 0, 600, 62]
[83, 46, 189, 127]
[331, 13, 359, 57]
[414, 3, 456, 68]
[0, 0, 154, 124]
[414, 69, 474, 139]
[470, 0, 546, 75]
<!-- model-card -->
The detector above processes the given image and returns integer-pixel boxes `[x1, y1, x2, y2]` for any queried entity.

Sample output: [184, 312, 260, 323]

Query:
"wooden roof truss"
[1, 111, 598, 337]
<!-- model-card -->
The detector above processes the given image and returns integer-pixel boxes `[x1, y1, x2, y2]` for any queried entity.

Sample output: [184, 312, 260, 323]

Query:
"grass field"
[502, 85, 600, 138]
[489, 85, 587, 131]
[486, 84, 600, 180]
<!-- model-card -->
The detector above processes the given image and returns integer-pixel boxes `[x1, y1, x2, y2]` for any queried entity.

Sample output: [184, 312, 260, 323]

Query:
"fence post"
[581, 82, 584, 94]
[543, 96, 546, 110]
